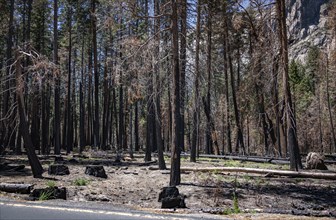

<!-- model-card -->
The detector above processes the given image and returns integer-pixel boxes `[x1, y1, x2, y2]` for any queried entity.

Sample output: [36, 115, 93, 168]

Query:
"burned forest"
[0, 0, 336, 219]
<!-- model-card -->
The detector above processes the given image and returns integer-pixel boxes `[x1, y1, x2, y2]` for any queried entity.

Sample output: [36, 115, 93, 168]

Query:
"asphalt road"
[0, 200, 203, 220]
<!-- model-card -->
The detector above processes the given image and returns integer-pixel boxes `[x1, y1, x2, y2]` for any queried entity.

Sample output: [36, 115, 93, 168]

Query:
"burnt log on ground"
[0, 183, 33, 194]
[85, 165, 107, 178]
[0, 163, 25, 171]
[48, 164, 70, 175]
[139, 160, 158, 166]
[158, 186, 186, 209]
[181, 167, 336, 180]
[30, 187, 66, 200]
[162, 153, 291, 165]
[163, 153, 336, 165]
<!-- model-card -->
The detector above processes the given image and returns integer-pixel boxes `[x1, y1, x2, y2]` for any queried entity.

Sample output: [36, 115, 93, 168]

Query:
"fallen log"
[139, 160, 158, 166]
[0, 183, 33, 194]
[0, 163, 25, 171]
[180, 167, 336, 180]
[162, 153, 291, 165]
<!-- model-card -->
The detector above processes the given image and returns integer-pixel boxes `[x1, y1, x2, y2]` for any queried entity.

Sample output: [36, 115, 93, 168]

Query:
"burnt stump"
[30, 187, 66, 200]
[85, 165, 107, 178]
[158, 186, 186, 209]
[48, 164, 70, 175]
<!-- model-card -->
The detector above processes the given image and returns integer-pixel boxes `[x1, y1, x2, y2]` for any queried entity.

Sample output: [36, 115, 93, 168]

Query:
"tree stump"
[30, 187, 66, 200]
[306, 152, 328, 170]
[158, 186, 186, 208]
[54, 156, 64, 163]
[48, 164, 70, 175]
[85, 165, 107, 178]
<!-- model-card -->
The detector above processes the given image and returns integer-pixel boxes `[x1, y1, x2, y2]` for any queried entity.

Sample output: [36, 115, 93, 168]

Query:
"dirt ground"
[1, 152, 336, 219]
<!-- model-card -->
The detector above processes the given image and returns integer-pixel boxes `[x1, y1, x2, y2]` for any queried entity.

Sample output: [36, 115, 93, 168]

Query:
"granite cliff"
[287, 0, 333, 61]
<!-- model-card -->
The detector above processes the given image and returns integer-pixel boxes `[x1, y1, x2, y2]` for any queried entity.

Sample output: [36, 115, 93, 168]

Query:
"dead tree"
[15, 50, 43, 178]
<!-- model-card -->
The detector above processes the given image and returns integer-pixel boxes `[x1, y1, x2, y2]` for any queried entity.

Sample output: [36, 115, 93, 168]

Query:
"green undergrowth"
[39, 189, 54, 201]
[46, 181, 56, 188]
[73, 178, 90, 186]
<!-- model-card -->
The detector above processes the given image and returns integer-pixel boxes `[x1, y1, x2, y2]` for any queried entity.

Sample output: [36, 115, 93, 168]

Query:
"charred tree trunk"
[179, 0, 187, 153]
[202, 97, 220, 155]
[66, 5, 73, 154]
[276, 0, 302, 170]
[15, 51, 43, 178]
[225, 16, 244, 154]
[102, 47, 110, 150]
[191, 0, 201, 162]
[92, 0, 100, 148]
[79, 38, 86, 153]
[154, 0, 166, 169]
[170, 0, 181, 186]
[222, 4, 232, 154]
[205, 0, 213, 155]
[53, 0, 61, 155]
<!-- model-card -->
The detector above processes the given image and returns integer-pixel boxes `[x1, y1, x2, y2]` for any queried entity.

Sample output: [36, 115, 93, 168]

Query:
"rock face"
[85, 165, 107, 178]
[306, 152, 328, 170]
[158, 186, 186, 209]
[287, 0, 332, 61]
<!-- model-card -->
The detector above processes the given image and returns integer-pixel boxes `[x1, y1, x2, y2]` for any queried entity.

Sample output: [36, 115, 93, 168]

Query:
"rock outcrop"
[287, 0, 332, 61]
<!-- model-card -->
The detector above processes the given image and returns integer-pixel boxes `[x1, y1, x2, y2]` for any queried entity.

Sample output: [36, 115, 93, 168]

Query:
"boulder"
[306, 152, 328, 170]
[85, 165, 107, 178]
[158, 186, 186, 209]
[30, 187, 66, 200]
[48, 164, 70, 175]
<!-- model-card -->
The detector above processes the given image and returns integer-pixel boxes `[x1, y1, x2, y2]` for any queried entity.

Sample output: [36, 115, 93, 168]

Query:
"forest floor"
[0, 151, 336, 219]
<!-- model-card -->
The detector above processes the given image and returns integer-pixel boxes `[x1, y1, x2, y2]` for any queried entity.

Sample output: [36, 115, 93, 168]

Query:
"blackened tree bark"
[191, 0, 201, 162]
[276, 0, 302, 170]
[15, 51, 43, 178]
[118, 19, 124, 152]
[92, 0, 100, 148]
[222, 3, 232, 154]
[170, 0, 182, 186]
[179, 0, 187, 153]
[67, 3, 73, 154]
[225, 19, 245, 154]
[79, 38, 86, 153]
[145, 0, 153, 161]
[2, 0, 15, 149]
[87, 45, 93, 146]
[102, 47, 110, 150]
[154, 0, 166, 169]
[205, 0, 213, 155]
[53, 0, 61, 155]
